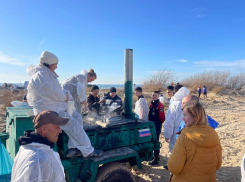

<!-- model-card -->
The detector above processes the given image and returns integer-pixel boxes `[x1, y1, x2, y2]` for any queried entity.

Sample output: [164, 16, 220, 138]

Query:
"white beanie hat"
[39, 51, 59, 65]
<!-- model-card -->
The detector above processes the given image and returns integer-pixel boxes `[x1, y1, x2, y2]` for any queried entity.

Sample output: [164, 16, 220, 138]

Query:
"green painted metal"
[5, 107, 34, 159]
[124, 81, 135, 119]
[79, 147, 141, 182]
[3, 107, 160, 181]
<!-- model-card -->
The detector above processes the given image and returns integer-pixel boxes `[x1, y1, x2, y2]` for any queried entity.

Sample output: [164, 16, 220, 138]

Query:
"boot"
[155, 155, 160, 161]
[84, 150, 103, 160]
[148, 156, 158, 165]
[67, 148, 82, 158]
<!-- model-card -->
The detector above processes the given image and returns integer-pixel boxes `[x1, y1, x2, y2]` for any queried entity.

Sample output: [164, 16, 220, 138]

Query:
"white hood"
[26, 64, 59, 78]
[171, 87, 190, 102]
[81, 69, 88, 77]
[26, 65, 43, 76]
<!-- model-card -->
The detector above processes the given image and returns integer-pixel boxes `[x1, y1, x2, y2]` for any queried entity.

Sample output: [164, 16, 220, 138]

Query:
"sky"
[0, 0, 245, 85]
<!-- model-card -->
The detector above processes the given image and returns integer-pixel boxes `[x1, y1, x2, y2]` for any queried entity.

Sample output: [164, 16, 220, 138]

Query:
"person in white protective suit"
[26, 51, 102, 158]
[164, 84, 190, 153]
[11, 110, 69, 182]
[62, 69, 97, 114]
[134, 87, 149, 120]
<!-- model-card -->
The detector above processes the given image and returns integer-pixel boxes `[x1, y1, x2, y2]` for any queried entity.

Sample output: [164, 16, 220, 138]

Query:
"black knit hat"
[109, 87, 117, 93]
[91, 85, 99, 92]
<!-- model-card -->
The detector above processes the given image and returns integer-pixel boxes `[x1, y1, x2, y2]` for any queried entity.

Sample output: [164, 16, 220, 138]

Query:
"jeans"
[153, 120, 162, 156]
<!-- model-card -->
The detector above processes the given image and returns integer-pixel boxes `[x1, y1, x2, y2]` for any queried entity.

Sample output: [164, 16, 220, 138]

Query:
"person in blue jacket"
[176, 95, 219, 139]
[203, 85, 207, 99]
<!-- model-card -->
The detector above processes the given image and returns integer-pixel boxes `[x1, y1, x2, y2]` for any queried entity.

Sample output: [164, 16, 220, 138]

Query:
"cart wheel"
[95, 162, 135, 182]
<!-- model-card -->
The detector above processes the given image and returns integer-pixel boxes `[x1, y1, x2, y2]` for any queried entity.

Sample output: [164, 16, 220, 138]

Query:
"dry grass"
[182, 71, 245, 91]
[142, 69, 176, 92]
[212, 87, 224, 94]
[0, 90, 26, 111]
[142, 85, 159, 92]
[189, 86, 199, 94]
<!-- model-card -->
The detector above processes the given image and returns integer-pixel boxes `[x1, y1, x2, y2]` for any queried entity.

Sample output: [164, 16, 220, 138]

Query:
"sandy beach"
[129, 90, 245, 182]
[0, 88, 244, 182]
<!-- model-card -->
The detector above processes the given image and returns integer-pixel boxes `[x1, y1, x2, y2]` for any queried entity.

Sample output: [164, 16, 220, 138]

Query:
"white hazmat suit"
[164, 87, 190, 153]
[11, 143, 65, 182]
[134, 96, 149, 121]
[26, 64, 94, 157]
[62, 70, 88, 114]
[159, 96, 170, 104]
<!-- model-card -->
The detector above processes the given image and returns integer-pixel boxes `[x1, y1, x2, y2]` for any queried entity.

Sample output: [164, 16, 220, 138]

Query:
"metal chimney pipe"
[124, 49, 135, 119]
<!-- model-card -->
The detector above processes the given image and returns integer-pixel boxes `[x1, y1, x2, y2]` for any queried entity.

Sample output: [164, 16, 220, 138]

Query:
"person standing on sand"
[197, 86, 202, 98]
[148, 91, 165, 165]
[158, 88, 164, 97]
[166, 85, 174, 104]
[176, 95, 219, 139]
[134, 87, 149, 121]
[164, 85, 189, 154]
[203, 85, 207, 99]
[167, 102, 222, 181]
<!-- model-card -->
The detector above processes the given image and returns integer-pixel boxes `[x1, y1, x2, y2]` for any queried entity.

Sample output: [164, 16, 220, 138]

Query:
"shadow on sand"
[216, 166, 241, 182]
[133, 154, 170, 182]
[134, 156, 241, 182]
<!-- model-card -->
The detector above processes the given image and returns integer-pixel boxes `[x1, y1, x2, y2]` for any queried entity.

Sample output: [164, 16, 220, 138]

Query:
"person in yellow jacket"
[168, 101, 222, 182]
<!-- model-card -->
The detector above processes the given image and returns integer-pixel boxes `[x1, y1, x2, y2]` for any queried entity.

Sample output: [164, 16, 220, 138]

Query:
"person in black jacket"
[148, 91, 165, 165]
[87, 85, 101, 115]
[101, 87, 123, 107]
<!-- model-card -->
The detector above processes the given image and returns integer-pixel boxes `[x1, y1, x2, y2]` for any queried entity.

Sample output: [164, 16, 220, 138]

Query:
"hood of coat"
[18, 130, 55, 148]
[81, 70, 88, 77]
[182, 125, 220, 148]
[172, 87, 190, 102]
[26, 64, 59, 78]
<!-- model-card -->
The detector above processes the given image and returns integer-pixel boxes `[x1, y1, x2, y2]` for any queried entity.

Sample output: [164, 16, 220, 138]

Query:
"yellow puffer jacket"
[168, 125, 222, 182]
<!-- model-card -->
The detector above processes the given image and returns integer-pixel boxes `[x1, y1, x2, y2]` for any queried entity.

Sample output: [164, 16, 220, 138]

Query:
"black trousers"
[153, 120, 162, 156]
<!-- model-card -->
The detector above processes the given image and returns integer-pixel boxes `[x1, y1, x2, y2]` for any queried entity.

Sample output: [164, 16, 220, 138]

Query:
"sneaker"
[66, 148, 82, 157]
[84, 150, 103, 160]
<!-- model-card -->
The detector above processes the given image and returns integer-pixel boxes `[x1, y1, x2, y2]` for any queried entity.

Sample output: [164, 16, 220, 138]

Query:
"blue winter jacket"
[176, 115, 219, 139]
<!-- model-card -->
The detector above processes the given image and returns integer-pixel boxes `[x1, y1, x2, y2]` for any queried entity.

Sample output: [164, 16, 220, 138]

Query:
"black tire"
[95, 162, 135, 182]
